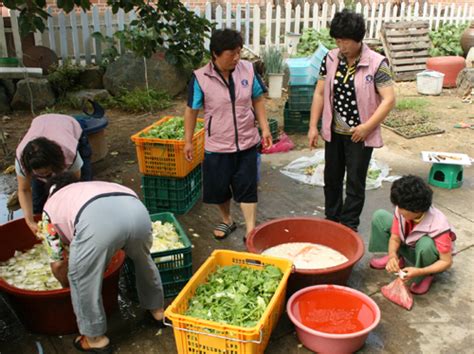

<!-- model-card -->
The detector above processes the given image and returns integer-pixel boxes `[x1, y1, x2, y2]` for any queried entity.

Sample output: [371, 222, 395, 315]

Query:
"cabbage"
[0, 244, 62, 291]
[150, 221, 184, 254]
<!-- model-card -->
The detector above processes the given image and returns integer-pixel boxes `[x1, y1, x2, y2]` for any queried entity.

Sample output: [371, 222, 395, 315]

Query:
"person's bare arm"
[351, 85, 395, 143]
[184, 107, 199, 161]
[17, 174, 37, 234]
[308, 80, 325, 149]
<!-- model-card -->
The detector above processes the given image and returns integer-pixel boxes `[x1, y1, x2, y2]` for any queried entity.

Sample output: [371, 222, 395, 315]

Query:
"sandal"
[73, 336, 113, 353]
[213, 222, 237, 240]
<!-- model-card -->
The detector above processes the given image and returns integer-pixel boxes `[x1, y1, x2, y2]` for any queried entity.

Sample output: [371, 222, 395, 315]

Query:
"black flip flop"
[73, 336, 113, 353]
[213, 222, 237, 240]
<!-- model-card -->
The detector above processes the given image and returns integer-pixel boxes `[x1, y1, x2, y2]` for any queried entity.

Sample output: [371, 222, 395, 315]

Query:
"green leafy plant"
[429, 23, 469, 57]
[47, 60, 84, 97]
[295, 28, 337, 57]
[140, 116, 204, 140]
[395, 98, 429, 112]
[185, 265, 283, 327]
[104, 88, 172, 113]
[261, 46, 285, 75]
[91, 32, 120, 68]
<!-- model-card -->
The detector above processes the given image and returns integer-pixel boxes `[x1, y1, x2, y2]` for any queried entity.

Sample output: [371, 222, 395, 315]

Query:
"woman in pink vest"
[42, 173, 164, 352]
[369, 175, 455, 295]
[16, 114, 92, 234]
[183, 29, 272, 241]
[308, 10, 396, 231]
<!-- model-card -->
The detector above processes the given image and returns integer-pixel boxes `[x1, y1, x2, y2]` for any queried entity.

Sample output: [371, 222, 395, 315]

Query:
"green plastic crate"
[284, 102, 311, 133]
[287, 85, 315, 111]
[142, 165, 202, 214]
[123, 212, 193, 299]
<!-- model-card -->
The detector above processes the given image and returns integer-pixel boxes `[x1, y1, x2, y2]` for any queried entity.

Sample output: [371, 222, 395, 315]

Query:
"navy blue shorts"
[202, 146, 258, 204]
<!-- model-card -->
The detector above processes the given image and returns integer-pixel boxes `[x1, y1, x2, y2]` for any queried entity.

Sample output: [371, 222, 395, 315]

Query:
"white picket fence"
[1, 1, 473, 65]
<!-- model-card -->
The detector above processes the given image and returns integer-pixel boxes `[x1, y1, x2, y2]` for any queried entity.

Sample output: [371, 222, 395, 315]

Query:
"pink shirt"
[391, 216, 453, 254]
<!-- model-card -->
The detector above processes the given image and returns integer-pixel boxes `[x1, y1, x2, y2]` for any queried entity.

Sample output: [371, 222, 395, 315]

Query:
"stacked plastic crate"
[284, 45, 329, 133]
[130, 116, 205, 215]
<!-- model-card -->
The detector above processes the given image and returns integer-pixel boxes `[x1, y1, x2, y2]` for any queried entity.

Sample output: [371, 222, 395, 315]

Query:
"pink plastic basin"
[287, 285, 381, 354]
[246, 217, 364, 295]
[0, 217, 125, 335]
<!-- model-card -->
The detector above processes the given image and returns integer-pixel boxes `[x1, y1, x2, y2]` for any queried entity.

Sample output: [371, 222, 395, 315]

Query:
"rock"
[456, 68, 474, 96]
[79, 67, 105, 89]
[103, 52, 188, 97]
[11, 78, 56, 110]
[66, 89, 111, 107]
[0, 86, 10, 113]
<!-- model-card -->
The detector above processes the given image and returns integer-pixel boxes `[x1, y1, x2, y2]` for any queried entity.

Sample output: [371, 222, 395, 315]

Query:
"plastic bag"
[261, 133, 295, 154]
[280, 149, 394, 190]
[381, 278, 414, 310]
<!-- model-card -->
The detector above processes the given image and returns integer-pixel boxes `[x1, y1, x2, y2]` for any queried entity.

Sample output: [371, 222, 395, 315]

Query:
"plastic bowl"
[0, 217, 125, 335]
[287, 285, 381, 353]
[246, 217, 364, 295]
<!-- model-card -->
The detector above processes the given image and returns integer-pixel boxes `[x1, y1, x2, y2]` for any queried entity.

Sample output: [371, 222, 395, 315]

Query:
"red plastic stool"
[426, 56, 466, 88]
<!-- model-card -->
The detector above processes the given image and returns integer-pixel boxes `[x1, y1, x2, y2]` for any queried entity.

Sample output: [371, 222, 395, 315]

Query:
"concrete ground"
[0, 139, 472, 354]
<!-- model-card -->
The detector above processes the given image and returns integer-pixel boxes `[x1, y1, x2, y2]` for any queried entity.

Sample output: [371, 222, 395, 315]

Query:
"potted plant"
[262, 46, 285, 99]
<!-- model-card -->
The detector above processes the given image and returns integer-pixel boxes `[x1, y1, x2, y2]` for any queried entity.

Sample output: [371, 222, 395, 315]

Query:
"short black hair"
[21, 137, 65, 175]
[46, 172, 80, 197]
[210, 29, 243, 60]
[390, 175, 433, 213]
[330, 9, 366, 42]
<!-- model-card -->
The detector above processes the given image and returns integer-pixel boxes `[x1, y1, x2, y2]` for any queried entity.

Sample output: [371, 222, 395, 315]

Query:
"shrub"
[429, 23, 468, 57]
[105, 88, 172, 113]
[48, 61, 83, 97]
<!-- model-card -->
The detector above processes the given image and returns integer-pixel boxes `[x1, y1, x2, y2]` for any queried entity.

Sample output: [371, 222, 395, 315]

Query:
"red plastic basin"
[426, 56, 466, 88]
[287, 285, 381, 353]
[0, 217, 125, 335]
[246, 217, 364, 295]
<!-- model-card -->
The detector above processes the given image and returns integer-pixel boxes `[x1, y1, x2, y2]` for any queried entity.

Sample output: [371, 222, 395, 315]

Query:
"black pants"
[324, 133, 373, 231]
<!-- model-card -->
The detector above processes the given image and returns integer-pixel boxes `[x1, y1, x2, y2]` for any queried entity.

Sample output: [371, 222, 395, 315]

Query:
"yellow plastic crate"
[130, 116, 204, 177]
[164, 250, 293, 354]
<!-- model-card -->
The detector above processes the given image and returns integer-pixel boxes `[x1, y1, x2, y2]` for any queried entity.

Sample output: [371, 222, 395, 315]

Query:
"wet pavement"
[0, 145, 473, 353]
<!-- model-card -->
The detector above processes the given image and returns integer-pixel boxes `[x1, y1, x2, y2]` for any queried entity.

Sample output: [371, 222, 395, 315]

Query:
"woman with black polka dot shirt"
[308, 10, 395, 231]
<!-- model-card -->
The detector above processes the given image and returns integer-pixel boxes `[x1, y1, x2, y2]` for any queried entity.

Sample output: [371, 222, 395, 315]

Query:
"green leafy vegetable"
[295, 28, 337, 58]
[185, 265, 283, 327]
[141, 117, 204, 140]
[429, 23, 468, 57]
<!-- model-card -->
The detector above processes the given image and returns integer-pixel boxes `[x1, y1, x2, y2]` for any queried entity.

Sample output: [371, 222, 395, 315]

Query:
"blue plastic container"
[73, 114, 108, 134]
[286, 44, 329, 86]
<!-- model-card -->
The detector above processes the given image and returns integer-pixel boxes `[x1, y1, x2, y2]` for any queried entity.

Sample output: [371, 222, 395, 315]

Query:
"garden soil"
[0, 82, 473, 353]
[1, 82, 473, 189]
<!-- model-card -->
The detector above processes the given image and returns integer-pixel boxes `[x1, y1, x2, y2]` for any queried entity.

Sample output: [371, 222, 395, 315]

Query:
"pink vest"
[16, 114, 83, 174]
[321, 44, 386, 148]
[395, 206, 456, 247]
[43, 181, 138, 243]
[194, 60, 260, 152]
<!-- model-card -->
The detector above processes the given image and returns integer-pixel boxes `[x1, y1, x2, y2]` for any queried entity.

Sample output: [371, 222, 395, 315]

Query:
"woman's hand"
[385, 255, 401, 273]
[50, 260, 69, 288]
[26, 219, 38, 235]
[400, 267, 422, 282]
[350, 123, 372, 143]
[184, 142, 194, 162]
[308, 127, 319, 149]
[261, 129, 272, 149]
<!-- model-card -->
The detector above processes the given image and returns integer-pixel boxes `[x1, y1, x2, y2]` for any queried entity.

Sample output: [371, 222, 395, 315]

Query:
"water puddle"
[0, 174, 23, 224]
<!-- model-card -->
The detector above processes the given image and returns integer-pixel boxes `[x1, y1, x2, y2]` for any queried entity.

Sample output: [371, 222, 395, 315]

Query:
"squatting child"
[368, 175, 455, 295]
